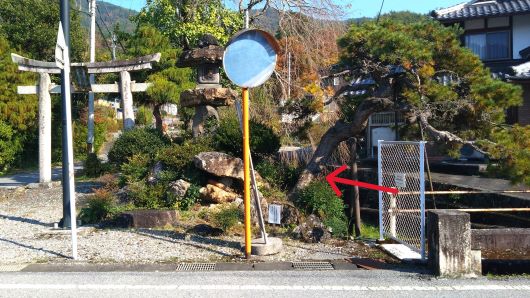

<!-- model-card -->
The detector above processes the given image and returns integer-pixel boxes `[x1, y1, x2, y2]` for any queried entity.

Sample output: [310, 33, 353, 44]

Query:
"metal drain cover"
[176, 263, 216, 271]
[292, 262, 334, 270]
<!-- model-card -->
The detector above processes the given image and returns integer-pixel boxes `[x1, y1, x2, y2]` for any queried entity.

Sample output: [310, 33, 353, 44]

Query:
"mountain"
[74, 0, 138, 34]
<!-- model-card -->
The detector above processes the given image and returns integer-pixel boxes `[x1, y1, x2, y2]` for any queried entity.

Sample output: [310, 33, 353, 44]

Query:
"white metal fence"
[378, 140, 426, 259]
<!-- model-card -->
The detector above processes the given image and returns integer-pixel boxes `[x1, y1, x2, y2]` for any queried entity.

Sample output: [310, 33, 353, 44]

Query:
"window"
[465, 31, 510, 60]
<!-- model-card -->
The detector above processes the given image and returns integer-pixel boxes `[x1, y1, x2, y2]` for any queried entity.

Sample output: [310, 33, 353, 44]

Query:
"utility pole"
[111, 34, 117, 61]
[87, 0, 96, 153]
[58, 0, 78, 259]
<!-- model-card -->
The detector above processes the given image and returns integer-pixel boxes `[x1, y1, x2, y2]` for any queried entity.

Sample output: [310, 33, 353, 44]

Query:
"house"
[432, 0, 530, 125]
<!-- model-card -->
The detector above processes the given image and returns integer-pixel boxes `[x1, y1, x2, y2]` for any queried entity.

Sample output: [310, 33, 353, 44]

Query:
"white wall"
[513, 15, 530, 59]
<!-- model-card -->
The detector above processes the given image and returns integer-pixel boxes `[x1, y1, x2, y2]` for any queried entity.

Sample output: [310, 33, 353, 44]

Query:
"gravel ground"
[0, 184, 386, 265]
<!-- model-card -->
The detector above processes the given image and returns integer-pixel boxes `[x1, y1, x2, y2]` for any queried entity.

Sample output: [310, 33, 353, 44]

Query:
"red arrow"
[326, 165, 399, 197]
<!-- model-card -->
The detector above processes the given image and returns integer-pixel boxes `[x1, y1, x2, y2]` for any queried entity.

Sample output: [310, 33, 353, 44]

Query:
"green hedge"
[108, 127, 169, 165]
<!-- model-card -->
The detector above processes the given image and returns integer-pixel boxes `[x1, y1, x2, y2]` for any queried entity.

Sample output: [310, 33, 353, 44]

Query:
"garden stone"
[169, 179, 191, 198]
[194, 152, 266, 187]
[147, 161, 164, 185]
[238, 195, 269, 223]
[200, 184, 239, 203]
[180, 88, 237, 108]
[295, 214, 331, 243]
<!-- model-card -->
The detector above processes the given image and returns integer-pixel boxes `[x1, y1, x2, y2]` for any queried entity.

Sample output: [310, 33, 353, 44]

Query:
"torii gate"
[11, 53, 161, 183]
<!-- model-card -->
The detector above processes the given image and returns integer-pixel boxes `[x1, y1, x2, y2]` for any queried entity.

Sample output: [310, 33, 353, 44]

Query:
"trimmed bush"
[79, 188, 118, 224]
[296, 180, 348, 237]
[211, 205, 242, 232]
[157, 137, 213, 180]
[108, 127, 168, 165]
[120, 153, 151, 185]
[127, 181, 167, 209]
[84, 153, 105, 178]
[256, 158, 301, 190]
[213, 117, 280, 160]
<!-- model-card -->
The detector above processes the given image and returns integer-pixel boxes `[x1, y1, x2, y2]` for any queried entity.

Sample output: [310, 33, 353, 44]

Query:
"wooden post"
[349, 138, 361, 237]
[120, 71, 135, 130]
[38, 73, 52, 184]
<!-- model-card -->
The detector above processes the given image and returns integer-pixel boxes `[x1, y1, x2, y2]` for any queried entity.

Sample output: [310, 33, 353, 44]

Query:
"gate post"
[420, 141, 426, 260]
[389, 194, 397, 237]
[378, 139, 384, 241]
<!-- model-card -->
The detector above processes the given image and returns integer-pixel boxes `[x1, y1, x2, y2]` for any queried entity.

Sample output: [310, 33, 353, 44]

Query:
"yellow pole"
[242, 87, 251, 259]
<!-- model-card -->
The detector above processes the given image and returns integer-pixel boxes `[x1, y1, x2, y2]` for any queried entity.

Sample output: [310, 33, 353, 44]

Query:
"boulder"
[200, 184, 239, 204]
[115, 210, 179, 228]
[169, 179, 191, 198]
[177, 45, 224, 67]
[194, 152, 244, 180]
[180, 88, 237, 108]
[194, 152, 266, 183]
[237, 195, 269, 223]
[293, 214, 331, 243]
[147, 161, 164, 185]
[192, 105, 219, 137]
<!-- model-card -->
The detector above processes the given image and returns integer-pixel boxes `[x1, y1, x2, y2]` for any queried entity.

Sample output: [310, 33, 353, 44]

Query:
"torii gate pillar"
[38, 73, 52, 183]
[119, 71, 135, 130]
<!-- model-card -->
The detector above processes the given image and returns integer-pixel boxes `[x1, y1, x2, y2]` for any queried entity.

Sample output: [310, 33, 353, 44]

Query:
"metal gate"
[378, 140, 426, 259]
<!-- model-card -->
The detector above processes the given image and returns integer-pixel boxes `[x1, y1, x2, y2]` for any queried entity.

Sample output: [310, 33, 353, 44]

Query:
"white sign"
[55, 22, 68, 69]
[394, 173, 407, 188]
[268, 204, 282, 225]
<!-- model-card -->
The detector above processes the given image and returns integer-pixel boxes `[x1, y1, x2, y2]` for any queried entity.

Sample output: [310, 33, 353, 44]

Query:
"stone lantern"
[178, 34, 237, 137]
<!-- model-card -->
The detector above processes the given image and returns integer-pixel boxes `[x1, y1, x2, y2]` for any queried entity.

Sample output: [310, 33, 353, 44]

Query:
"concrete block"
[246, 237, 283, 256]
[471, 228, 530, 251]
[427, 209, 481, 278]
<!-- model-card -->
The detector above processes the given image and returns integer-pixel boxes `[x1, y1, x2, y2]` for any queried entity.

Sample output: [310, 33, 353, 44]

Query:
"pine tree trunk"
[153, 104, 163, 133]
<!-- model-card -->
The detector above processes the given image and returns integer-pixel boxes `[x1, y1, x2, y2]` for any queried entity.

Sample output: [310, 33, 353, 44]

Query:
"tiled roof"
[432, 0, 530, 21]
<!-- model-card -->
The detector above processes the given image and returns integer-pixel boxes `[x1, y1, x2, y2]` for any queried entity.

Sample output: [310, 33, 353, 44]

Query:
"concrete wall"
[472, 228, 530, 251]
[513, 15, 530, 59]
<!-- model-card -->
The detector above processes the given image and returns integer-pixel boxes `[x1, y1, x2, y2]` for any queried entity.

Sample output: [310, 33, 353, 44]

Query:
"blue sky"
[104, 0, 466, 18]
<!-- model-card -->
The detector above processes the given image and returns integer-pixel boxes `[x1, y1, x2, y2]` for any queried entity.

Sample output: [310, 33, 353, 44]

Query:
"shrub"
[211, 205, 242, 232]
[120, 153, 151, 185]
[136, 105, 153, 126]
[79, 188, 118, 224]
[177, 184, 201, 211]
[157, 137, 213, 179]
[213, 116, 280, 160]
[108, 127, 169, 165]
[256, 158, 301, 190]
[0, 121, 22, 173]
[84, 153, 110, 178]
[296, 180, 348, 237]
[127, 181, 167, 209]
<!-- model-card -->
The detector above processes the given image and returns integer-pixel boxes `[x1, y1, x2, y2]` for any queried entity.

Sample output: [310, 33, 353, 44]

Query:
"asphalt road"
[0, 270, 529, 298]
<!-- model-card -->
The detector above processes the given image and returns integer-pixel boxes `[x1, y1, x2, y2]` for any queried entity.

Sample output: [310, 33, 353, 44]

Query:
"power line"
[97, 3, 126, 52]
[376, 0, 385, 23]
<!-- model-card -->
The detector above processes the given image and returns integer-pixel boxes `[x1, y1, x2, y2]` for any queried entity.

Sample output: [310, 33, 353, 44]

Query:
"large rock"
[180, 88, 237, 108]
[177, 45, 224, 67]
[115, 210, 179, 228]
[169, 179, 191, 198]
[293, 214, 331, 243]
[194, 152, 244, 180]
[200, 184, 239, 204]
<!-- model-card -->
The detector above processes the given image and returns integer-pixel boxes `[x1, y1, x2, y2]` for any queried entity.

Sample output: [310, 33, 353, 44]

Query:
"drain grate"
[176, 263, 216, 271]
[292, 261, 334, 270]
